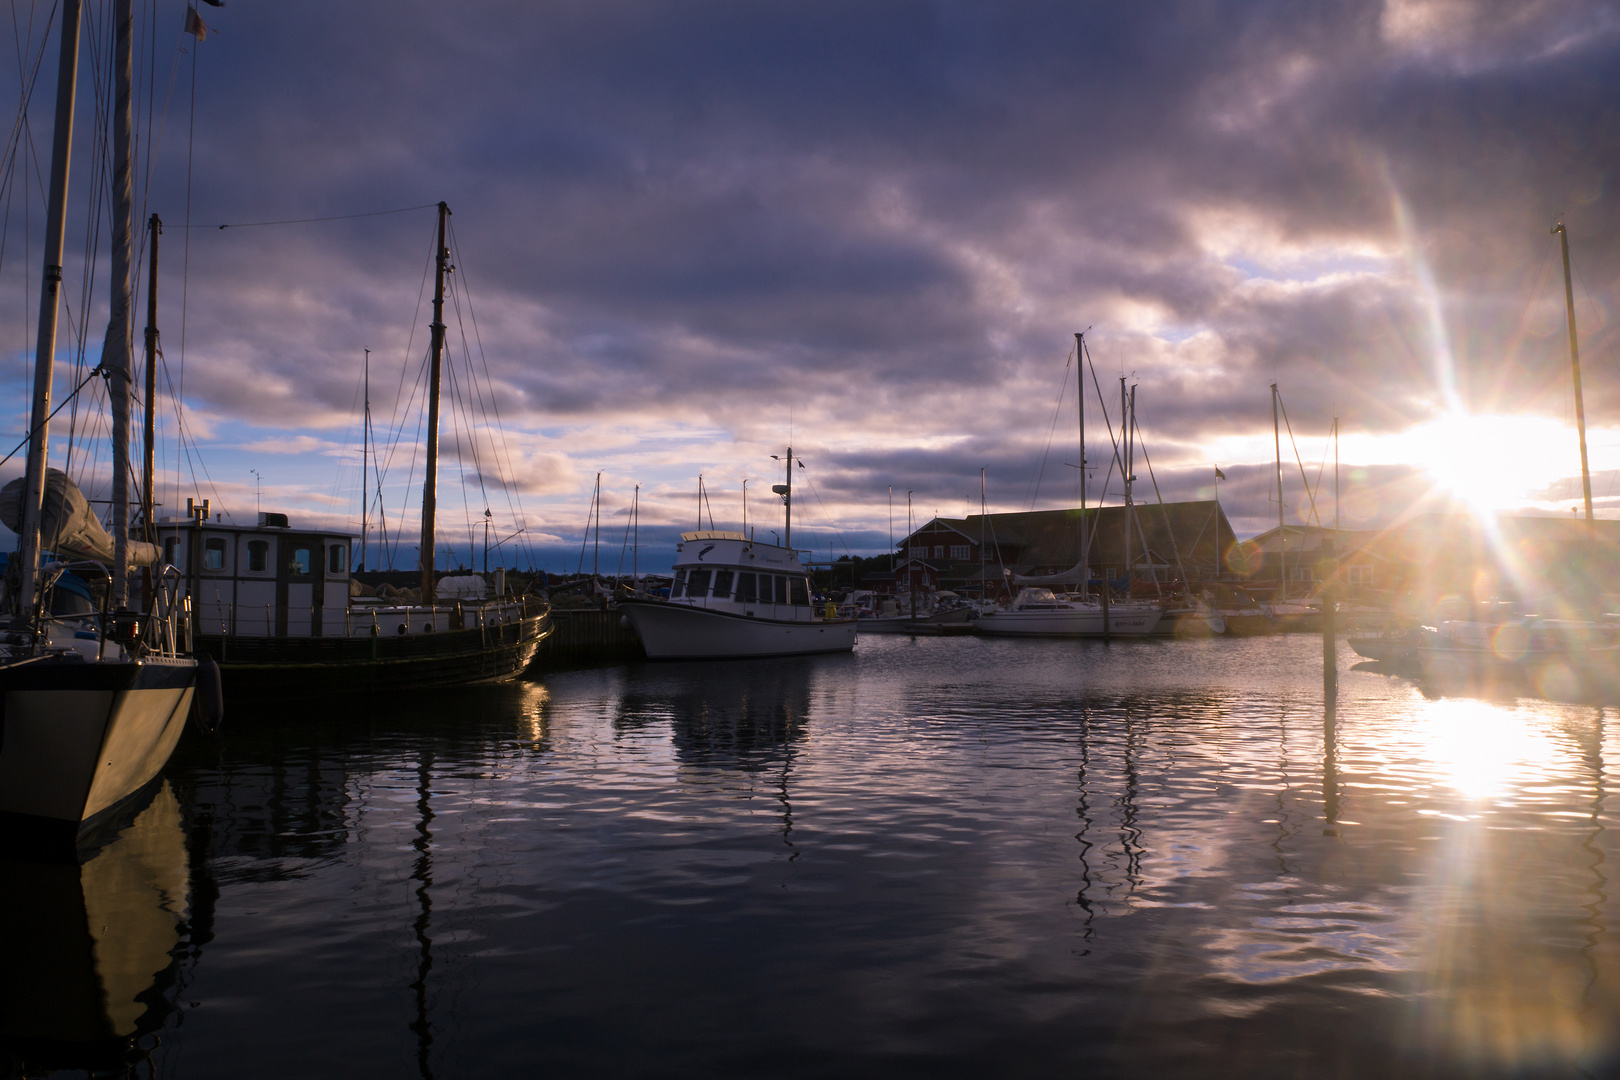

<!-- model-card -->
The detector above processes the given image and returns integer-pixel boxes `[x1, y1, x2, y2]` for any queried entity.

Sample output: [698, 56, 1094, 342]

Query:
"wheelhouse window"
[247, 540, 269, 573]
[163, 536, 180, 567]
[773, 576, 788, 604]
[736, 573, 757, 603]
[289, 546, 313, 577]
[789, 578, 810, 606]
[711, 570, 734, 599]
[671, 569, 688, 598]
[687, 569, 712, 599]
[328, 544, 347, 574]
[203, 537, 227, 570]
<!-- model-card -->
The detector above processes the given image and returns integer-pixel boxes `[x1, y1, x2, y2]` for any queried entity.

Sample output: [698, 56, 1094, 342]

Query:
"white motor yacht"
[618, 531, 857, 659]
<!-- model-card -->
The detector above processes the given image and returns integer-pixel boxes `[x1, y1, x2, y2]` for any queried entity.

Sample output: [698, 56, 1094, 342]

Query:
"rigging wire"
[1024, 342, 1073, 512]
[174, 203, 440, 230]
[1275, 391, 1321, 527]
[448, 221, 542, 570]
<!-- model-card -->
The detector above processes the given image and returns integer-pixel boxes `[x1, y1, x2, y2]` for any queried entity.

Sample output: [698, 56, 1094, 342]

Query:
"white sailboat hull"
[976, 603, 1163, 637]
[0, 655, 196, 836]
[619, 600, 857, 659]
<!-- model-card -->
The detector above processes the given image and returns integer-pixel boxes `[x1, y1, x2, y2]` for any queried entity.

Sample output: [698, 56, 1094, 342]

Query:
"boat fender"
[620, 615, 631, 629]
[191, 656, 225, 733]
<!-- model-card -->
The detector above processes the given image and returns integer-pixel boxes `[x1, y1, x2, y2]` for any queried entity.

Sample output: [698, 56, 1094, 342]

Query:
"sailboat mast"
[13, 0, 83, 628]
[1272, 382, 1285, 601]
[419, 201, 450, 602]
[1076, 333, 1087, 513]
[783, 447, 793, 550]
[1553, 220, 1594, 530]
[361, 348, 370, 572]
[108, 0, 134, 606]
[1120, 376, 1131, 589]
[143, 216, 160, 545]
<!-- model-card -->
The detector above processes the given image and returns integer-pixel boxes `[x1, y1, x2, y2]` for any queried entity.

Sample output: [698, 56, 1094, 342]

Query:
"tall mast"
[143, 216, 160, 546]
[1076, 332, 1090, 592]
[784, 447, 793, 549]
[13, 0, 83, 628]
[1553, 220, 1594, 530]
[1272, 382, 1285, 601]
[419, 201, 450, 602]
[361, 348, 369, 571]
[1120, 376, 1132, 589]
[107, 0, 134, 605]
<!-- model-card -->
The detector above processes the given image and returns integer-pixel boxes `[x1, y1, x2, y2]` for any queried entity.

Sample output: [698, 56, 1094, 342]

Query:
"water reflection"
[615, 659, 813, 771]
[0, 783, 190, 1074]
[52, 638, 1620, 1078]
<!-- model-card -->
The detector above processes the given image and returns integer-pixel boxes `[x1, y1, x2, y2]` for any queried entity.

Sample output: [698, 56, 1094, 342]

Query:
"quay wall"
[535, 607, 644, 665]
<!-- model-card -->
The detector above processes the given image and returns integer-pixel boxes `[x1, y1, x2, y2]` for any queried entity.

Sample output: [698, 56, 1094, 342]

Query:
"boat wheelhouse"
[619, 531, 856, 659]
[152, 509, 550, 695]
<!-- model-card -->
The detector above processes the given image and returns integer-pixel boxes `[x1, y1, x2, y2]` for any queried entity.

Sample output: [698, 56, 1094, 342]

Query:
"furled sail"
[0, 468, 159, 566]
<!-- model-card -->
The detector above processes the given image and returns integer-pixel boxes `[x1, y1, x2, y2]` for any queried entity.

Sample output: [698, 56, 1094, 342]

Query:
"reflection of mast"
[1272, 707, 1295, 874]
[1322, 696, 1340, 837]
[409, 751, 437, 1080]
[1073, 710, 1097, 946]
[1116, 705, 1143, 890]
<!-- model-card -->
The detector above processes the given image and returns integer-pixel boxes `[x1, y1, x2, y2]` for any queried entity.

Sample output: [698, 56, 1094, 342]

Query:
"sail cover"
[0, 468, 159, 566]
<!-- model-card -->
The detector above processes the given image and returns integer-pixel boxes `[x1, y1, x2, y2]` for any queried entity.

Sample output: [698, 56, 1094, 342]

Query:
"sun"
[1396, 413, 1571, 515]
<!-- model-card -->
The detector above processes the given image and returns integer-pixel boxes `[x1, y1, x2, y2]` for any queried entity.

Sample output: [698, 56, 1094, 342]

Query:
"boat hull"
[975, 604, 1162, 637]
[619, 600, 857, 659]
[854, 608, 974, 634]
[0, 656, 196, 842]
[195, 608, 551, 698]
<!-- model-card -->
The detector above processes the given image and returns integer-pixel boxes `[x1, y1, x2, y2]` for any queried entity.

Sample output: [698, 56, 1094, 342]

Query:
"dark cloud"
[3, 0, 1615, 552]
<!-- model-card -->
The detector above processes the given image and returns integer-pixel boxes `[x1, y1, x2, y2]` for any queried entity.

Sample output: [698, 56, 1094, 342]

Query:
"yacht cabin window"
[789, 578, 809, 606]
[711, 570, 734, 599]
[328, 544, 346, 574]
[773, 575, 788, 604]
[289, 546, 313, 577]
[736, 573, 757, 603]
[203, 537, 227, 570]
[247, 540, 269, 573]
[687, 569, 711, 599]
[164, 536, 180, 567]
[671, 569, 687, 598]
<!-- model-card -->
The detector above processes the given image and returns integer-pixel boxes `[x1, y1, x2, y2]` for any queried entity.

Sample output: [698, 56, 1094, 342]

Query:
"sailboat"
[977, 333, 1165, 638]
[618, 449, 858, 659]
[148, 203, 552, 696]
[0, 0, 199, 844]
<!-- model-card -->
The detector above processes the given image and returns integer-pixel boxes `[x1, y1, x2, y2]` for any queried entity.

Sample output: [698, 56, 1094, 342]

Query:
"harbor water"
[8, 633, 1620, 1078]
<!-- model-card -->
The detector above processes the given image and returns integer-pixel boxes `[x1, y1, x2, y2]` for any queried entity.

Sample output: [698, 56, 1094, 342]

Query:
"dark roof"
[908, 501, 1236, 574]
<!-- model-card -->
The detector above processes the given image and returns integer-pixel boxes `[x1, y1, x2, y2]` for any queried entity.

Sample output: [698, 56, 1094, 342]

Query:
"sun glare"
[1393, 413, 1572, 514]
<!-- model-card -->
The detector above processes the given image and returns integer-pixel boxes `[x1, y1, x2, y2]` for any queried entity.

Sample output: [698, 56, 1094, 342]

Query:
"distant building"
[1240, 515, 1620, 606]
[892, 501, 1238, 596]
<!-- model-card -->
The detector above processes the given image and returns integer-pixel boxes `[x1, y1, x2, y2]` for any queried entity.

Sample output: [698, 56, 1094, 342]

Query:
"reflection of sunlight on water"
[1415, 698, 1563, 800]
[519, 683, 551, 744]
[1401, 697, 1611, 1071]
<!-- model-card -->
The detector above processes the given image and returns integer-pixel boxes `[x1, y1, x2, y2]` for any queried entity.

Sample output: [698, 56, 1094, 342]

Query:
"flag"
[1215, 466, 1227, 481]
[184, 6, 209, 39]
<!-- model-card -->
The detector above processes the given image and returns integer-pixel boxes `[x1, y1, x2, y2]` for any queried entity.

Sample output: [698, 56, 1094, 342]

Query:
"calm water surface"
[9, 634, 1620, 1078]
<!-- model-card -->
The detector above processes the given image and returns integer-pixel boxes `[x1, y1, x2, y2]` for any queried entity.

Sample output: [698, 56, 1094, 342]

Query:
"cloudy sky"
[2, 0, 1617, 571]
